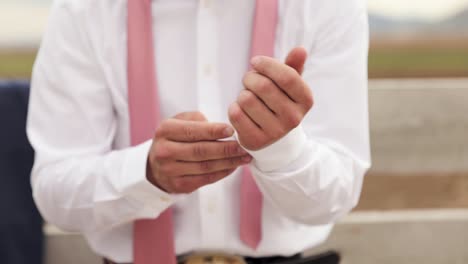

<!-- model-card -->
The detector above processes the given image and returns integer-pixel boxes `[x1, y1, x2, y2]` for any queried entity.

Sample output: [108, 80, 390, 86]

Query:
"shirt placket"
[196, 0, 226, 249]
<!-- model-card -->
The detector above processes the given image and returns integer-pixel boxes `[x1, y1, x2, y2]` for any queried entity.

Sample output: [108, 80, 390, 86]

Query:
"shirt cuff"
[240, 125, 307, 172]
[120, 140, 175, 218]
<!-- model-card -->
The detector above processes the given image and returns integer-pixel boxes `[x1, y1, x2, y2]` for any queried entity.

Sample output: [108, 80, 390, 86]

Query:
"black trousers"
[104, 251, 340, 264]
[245, 251, 340, 264]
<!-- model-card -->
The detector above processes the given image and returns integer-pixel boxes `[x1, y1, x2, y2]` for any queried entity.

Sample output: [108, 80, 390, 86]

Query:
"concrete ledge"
[343, 209, 468, 223]
[368, 78, 468, 173]
[357, 172, 468, 210]
[45, 209, 468, 264]
[44, 226, 100, 264]
[307, 209, 468, 264]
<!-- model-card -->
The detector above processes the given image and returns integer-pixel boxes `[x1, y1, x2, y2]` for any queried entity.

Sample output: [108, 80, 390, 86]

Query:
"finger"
[171, 155, 252, 176]
[250, 56, 307, 104]
[285, 46, 308, 75]
[243, 71, 296, 114]
[161, 140, 248, 161]
[228, 102, 266, 149]
[173, 111, 207, 122]
[157, 119, 234, 142]
[171, 168, 236, 193]
[237, 90, 281, 133]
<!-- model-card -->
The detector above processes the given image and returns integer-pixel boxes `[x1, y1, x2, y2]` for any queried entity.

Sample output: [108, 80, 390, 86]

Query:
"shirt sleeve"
[246, 0, 371, 225]
[27, 1, 175, 233]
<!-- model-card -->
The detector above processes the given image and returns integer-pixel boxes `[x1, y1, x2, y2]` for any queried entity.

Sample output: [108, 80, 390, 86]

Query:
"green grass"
[1, 48, 468, 79]
[0, 51, 37, 79]
[368, 48, 468, 78]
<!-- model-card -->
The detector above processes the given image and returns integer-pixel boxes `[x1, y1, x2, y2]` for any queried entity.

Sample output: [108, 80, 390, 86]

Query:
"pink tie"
[240, 0, 278, 250]
[127, 0, 278, 263]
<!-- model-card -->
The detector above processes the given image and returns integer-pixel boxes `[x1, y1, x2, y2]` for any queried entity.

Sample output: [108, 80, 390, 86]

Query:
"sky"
[1, 0, 468, 47]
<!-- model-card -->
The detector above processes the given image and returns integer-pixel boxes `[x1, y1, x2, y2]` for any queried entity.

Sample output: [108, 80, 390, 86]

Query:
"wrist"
[240, 124, 307, 172]
[146, 157, 168, 192]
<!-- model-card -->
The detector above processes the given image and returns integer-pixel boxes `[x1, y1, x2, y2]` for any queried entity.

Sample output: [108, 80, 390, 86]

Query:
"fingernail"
[250, 56, 262, 66]
[224, 127, 234, 137]
[242, 155, 252, 162]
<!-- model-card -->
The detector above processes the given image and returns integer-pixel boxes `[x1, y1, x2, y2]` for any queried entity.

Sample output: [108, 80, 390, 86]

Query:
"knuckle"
[155, 120, 170, 138]
[148, 150, 158, 164]
[304, 91, 314, 110]
[225, 142, 240, 157]
[238, 91, 256, 108]
[199, 161, 213, 172]
[286, 112, 302, 128]
[228, 104, 243, 124]
[209, 125, 220, 139]
[278, 71, 296, 87]
[158, 163, 172, 176]
[255, 57, 266, 69]
[192, 145, 207, 158]
[154, 128, 164, 139]
[183, 126, 196, 141]
[153, 142, 172, 160]
[256, 78, 272, 94]
[223, 144, 233, 157]
[242, 72, 252, 87]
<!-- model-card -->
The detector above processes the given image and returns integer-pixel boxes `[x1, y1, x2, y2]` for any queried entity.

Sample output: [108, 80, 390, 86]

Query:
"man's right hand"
[147, 112, 252, 194]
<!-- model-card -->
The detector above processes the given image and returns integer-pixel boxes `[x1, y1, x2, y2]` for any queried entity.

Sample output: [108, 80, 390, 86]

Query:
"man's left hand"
[228, 47, 314, 151]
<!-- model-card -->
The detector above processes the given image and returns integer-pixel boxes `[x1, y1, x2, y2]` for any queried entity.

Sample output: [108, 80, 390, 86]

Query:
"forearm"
[31, 140, 174, 232]
[247, 0, 371, 225]
[248, 129, 369, 225]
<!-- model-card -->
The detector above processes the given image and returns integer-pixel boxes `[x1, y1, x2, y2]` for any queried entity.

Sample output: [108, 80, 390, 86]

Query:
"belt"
[104, 250, 339, 264]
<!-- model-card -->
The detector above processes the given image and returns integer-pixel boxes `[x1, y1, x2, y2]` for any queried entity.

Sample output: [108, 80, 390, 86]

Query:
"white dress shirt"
[27, 0, 370, 262]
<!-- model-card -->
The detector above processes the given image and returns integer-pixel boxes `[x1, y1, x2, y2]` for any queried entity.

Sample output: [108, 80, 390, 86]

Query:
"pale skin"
[147, 47, 314, 194]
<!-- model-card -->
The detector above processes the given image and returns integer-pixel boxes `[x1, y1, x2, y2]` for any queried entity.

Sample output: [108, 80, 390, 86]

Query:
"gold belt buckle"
[181, 253, 247, 264]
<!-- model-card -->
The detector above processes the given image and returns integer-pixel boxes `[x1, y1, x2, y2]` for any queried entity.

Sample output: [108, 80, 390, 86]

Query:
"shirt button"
[203, 64, 213, 77]
[201, 0, 211, 9]
[207, 202, 216, 214]
[160, 196, 170, 203]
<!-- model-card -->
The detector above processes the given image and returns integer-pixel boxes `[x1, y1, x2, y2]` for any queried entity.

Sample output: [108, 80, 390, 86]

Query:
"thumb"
[285, 46, 308, 75]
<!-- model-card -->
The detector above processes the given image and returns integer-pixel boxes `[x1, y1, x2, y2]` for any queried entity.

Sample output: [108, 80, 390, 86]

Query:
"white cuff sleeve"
[240, 125, 307, 172]
[119, 140, 175, 218]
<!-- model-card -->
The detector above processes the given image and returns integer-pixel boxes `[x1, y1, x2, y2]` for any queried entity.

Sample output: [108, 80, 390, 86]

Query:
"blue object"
[0, 80, 43, 264]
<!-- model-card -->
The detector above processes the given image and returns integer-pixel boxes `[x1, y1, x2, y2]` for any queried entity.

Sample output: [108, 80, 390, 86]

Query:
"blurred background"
[2, 0, 468, 78]
[0, 0, 467, 264]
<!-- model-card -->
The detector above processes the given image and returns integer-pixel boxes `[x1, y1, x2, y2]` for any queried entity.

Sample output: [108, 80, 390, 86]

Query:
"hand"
[147, 112, 252, 194]
[228, 47, 314, 151]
